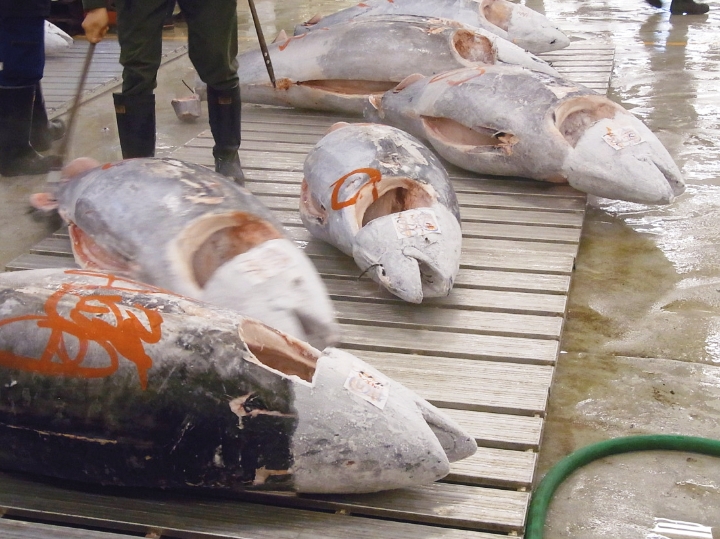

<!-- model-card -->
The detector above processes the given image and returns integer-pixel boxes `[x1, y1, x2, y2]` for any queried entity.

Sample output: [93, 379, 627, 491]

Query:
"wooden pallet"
[1, 42, 614, 538]
[42, 38, 188, 115]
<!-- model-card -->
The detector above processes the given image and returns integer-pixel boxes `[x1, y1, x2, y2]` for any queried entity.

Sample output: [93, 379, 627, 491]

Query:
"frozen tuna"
[301, 123, 462, 303]
[295, 0, 569, 54]
[33, 158, 338, 349]
[366, 67, 686, 205]
[0, 268, 476, 493]
[239, 15, 559, 115]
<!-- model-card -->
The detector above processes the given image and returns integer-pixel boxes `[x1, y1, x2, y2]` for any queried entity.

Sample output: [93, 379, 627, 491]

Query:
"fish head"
[289, 347, 477, 493]
[555, 95, 686, 204]
[168, 212, 339, 349]
[349, 181, 462, 303]
[479, 0, 570, 53]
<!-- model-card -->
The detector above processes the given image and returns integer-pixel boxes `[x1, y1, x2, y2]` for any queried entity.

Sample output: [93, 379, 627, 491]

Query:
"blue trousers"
[0, 16, 45, 87]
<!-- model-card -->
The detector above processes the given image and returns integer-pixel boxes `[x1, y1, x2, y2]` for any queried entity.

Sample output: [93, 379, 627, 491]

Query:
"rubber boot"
[207, 85, 245, 185]
[113, 93, 156, 159]
[0, 86, 61, 177]
[670, 0, 709, 13]
[30, 83, 66, 152]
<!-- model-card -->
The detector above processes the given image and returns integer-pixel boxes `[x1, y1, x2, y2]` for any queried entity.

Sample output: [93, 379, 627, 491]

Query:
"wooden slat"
[0, 473, 506, 539]
[441, 409, 544, 450]
[0, 519, 138, 539]
[324, 277, 567, 316]
[359, 350, 552, 415]
[446, 447, 537, 489]
[333, 299, 562, 339]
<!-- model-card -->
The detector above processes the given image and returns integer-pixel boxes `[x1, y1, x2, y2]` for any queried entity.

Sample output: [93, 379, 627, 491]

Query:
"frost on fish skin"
[53, 158, 340, 345]
[0, 268, 476, 494]
[367, 67, 685, 204]
[302, 124, 462, 302]
[293, 0, 569, 55]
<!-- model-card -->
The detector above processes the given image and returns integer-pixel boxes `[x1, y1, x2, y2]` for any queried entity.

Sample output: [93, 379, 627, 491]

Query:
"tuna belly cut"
[349, 178, 462, 303]
[245, 79, 397, 114]
[421, 116, 526, 178]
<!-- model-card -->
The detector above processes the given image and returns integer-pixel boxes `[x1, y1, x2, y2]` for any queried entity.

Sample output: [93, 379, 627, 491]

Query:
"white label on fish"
[233, 241, 298, 285]
[392, 209, 442, 239]
[344, 367, 390, 410]
[603, 127, 644, 150]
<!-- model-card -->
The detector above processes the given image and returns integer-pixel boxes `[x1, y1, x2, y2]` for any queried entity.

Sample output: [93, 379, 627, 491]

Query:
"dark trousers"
[116, 0, 239, 95]
[0, 16, 45, 87]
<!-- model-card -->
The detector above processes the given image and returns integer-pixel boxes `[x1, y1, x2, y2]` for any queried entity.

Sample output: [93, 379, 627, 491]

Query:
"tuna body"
[240, 15, 559, 114]
[295, 0, 569, 54]
[52, 158, 338, 349]
[0, 268, 476, 493]
[301, 123, 462, 303]
[365, 66, 686, 205]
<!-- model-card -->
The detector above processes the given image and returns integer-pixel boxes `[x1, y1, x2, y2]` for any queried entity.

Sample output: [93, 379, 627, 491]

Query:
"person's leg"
[113, 0, 167, 158]
[181, 0, 244, 183]
[0, 16, 59, 176]
[669, 0, 709, 13]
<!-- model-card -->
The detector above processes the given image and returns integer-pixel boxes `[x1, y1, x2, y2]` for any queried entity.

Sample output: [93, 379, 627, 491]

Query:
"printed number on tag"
[392, 209, 441, 239]
[344, 367, 390, 409]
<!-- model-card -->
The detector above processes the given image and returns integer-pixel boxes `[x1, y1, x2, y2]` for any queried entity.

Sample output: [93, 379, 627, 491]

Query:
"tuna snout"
[415, 398, 477, 462]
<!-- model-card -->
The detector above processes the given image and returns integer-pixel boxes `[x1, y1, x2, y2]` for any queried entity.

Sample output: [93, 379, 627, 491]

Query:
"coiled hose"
[526, 434, 720, 539]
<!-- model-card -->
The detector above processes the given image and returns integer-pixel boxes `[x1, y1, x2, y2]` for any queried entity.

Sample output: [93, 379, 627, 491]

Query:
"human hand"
[82, 8, 110, 44]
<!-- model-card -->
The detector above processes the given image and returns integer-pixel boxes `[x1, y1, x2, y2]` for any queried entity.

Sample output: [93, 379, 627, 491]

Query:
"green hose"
[526, 434, 720, 539]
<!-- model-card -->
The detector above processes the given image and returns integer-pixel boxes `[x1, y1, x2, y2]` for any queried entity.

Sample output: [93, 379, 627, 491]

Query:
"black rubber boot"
[113, 93, 156, 159]
[207, 85, 245, 185]
[30, 83, 66, 152]
[0, 86, 61, 177]
[670, 0, 709, 13]
[645, 0, 663, 7]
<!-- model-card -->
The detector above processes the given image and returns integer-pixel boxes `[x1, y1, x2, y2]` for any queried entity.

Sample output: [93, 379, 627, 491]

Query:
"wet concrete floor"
[1, 0, 720, 537]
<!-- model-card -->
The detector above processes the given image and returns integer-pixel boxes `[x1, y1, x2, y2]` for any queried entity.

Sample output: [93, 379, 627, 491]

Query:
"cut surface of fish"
[365, 67, 685, 204]
[301, 123, 462, 303]
[48, 157, 339, 348]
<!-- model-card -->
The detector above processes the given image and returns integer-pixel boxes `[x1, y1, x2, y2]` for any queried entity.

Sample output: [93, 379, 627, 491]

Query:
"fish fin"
[29, 192, 58, 212]
[305, 13, 323, 25]
[273, 29, 289, 43]
[327, 122, 350, 133]
[394, 73, 425, 92]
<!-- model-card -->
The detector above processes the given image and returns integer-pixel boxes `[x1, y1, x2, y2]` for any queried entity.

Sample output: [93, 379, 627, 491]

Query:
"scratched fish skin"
[49, 157, 338, 349]
[300, 123, 462, 304]
[239, 15, 559, 115]
[295, 0, 569, 54]
[365, 66, 686, 205]
[0, 268, 477, 493]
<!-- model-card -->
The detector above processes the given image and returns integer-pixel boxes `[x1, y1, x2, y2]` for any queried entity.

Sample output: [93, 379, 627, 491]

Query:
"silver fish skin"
[239, 15, 560, 115]
[51, 157, 338, 349]
[0, 268, 477, 494]
[295, 0, 570, 54]
[365, 66, 686, 205]
[300, 123, 462, 304]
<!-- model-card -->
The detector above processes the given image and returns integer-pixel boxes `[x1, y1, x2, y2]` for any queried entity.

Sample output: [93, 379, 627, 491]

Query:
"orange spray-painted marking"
[0, 270, 164, 389]
[330, 168, 382, 210]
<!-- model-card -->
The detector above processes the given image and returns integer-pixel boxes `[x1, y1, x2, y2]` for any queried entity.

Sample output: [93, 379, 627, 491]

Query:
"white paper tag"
[344, 366, 390, 409]
[391, 208, 441, 239]
[603, 127, 644, 150]
[234, 241, 298, 285]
